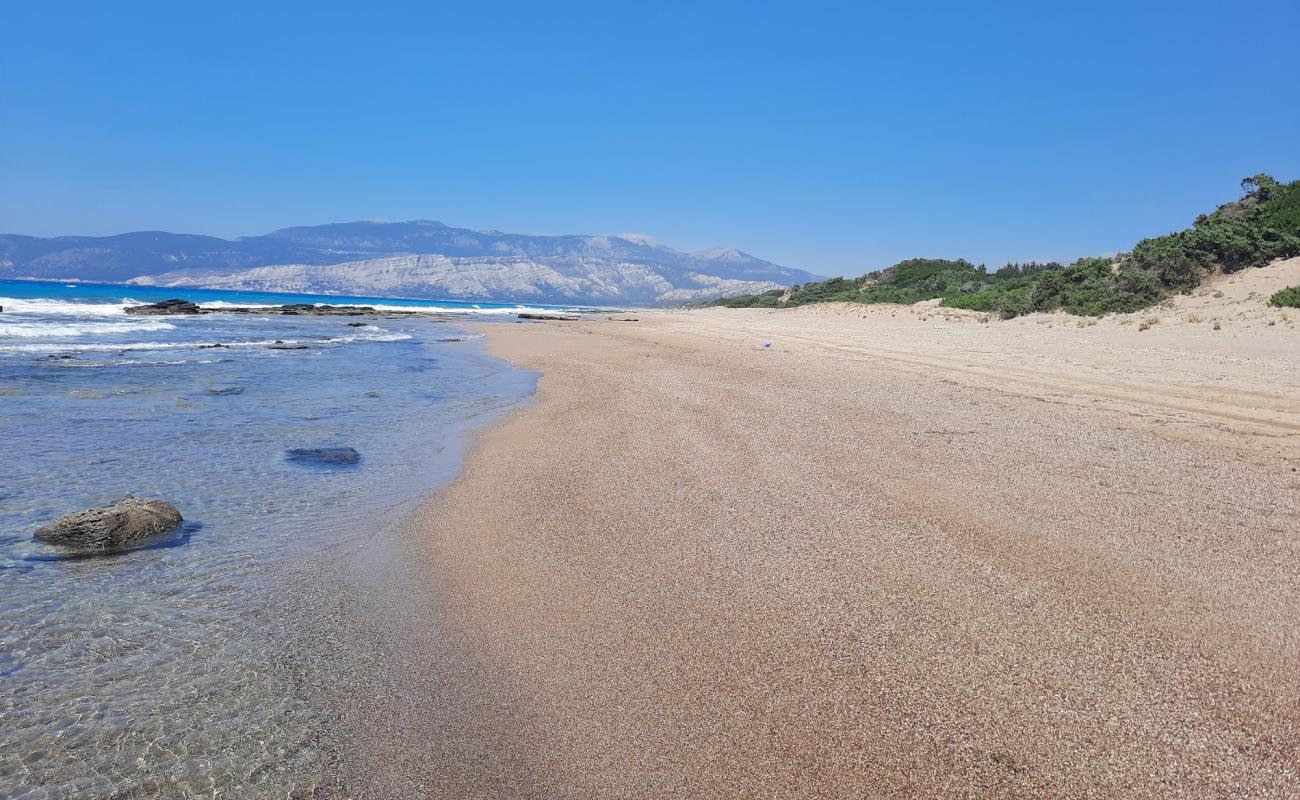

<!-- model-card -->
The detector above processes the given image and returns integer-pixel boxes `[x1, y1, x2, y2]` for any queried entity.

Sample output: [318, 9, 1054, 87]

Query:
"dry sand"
[349, 260, 1300, 798]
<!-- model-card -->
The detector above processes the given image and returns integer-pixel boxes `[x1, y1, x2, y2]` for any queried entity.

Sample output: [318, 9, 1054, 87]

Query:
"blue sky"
[2, 1, 1297, 276]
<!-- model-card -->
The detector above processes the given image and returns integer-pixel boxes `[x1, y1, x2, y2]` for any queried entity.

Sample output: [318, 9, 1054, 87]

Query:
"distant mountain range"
[0, 221, 820, 305]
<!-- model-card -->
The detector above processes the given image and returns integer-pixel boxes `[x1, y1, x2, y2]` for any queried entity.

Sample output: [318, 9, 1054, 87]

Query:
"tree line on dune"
[711, 174, 1300, 318]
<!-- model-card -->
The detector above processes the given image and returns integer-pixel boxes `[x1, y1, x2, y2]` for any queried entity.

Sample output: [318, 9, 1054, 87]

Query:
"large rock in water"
[125, 299, 203, 315]
[35, 496, 183, 548]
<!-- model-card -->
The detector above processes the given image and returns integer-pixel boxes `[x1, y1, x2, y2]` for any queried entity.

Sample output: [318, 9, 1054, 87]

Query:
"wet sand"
[350, 264, 1300, 798]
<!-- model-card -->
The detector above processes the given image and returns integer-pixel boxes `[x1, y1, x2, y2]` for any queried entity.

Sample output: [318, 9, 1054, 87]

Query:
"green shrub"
[1270, 285, 1300, 308]
[1260, 180, 1300, 232]
[1128, 174, 1300, 291]
[708, 174, 1299, 317]
[783, 277, 860, 307]
[709, 288, 783, 308]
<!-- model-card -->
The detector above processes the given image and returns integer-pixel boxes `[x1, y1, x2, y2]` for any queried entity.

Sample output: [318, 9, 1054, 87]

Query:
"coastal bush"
[1128, 174, 1300, 290]
[783, 277, 860, 307]
[711, 173, 1300, 318]
[1270, 286, 1300, 308]
[1259, 179, 1300, 232]
[714, 289, 782, 308]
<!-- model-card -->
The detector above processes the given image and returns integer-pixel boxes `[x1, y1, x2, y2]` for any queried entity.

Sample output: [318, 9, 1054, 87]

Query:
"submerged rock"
[35, 496, 183, 548]
[125, 299, 203, 315]
[286, 447, 361, 466]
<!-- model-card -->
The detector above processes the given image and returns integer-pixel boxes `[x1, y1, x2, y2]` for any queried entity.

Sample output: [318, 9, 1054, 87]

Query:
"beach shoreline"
[354, 270, 1300, 797]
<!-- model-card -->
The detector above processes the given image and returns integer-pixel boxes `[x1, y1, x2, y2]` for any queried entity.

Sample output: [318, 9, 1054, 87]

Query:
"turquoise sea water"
[0, 280, 555, 797]
[0, 279, 597, 316]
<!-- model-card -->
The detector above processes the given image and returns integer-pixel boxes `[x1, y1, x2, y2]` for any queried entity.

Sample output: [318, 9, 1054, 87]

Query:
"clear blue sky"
[2, 0, 1297, 276]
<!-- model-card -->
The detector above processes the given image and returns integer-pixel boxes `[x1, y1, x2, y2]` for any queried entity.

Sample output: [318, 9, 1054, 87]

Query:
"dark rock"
[125, 299, 203, 315]
[124, 301, 439, 319]
[198, 343, 229, 349]
[248, 304, 377, 317]
[35, 496, 183, 548]
[518, 313, 580, 321]
[268, 344, 312, 350]
[346, 322, 369, 327]
[287, 447, 361, 466]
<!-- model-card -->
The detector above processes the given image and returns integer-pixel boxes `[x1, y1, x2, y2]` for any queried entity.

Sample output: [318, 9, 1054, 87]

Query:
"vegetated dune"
[713, 174, 1300, 317]
[790, 254, 1300, 333]
[664, 255, 1300, 462]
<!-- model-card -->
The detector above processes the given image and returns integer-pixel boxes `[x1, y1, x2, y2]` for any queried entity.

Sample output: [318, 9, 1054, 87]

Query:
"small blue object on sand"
[763, 342, 772, 348]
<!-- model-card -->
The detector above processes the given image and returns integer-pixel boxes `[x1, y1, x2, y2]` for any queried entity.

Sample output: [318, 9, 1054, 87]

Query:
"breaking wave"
[0, 320, 176, 338]
[0, 328, 412, 354]
[0, 297, 139, 316]
[196, 300, 583, 316]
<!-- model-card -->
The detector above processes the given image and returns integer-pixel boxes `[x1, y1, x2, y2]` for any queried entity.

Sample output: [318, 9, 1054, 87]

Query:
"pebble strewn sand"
[339, 261, 1300, 798]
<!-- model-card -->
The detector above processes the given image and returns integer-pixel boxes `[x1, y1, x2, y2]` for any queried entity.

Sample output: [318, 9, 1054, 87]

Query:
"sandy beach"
[346, 262, 1300, 798]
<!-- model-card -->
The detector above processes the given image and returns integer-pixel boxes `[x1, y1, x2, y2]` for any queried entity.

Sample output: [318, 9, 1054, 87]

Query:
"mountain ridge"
[0, 220, 820, 305]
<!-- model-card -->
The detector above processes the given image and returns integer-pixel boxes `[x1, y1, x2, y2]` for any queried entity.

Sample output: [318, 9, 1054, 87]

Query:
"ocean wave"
[0, 319, 176, 338]
[195, 301, 282, 310]
[0, 297, 138, 316]
[334, 330, 414, 343]
[196, 300, 582, 316]
[52, 358, 233, 368]
[3, 295, 583, 318]
[363, 303, 581, 316]
[0, 328, 412, 354]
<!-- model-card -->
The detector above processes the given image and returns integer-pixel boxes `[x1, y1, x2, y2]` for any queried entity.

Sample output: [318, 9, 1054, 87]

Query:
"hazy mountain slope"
[128, 254, 791, 305]
[0, 221, 819, 305]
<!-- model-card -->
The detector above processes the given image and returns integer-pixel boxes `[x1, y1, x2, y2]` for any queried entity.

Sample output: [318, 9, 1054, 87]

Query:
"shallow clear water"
[0, 281, 543, 797]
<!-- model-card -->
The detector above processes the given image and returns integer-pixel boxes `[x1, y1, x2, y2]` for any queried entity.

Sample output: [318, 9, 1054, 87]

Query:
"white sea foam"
[0, 320, 176, 338]
[53, 357, 231, 368]
[364, 303, 582, 316]
[4, 295, 587, 317]
[0, 341, 213, 353]
[0, 297, 139, 316]
[195, 301, 282, 310]
[3, 295, 584, 319]
[337, 330, 414, 343]
[196, 300, 583, 316]
[0, 328, 412, 354]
